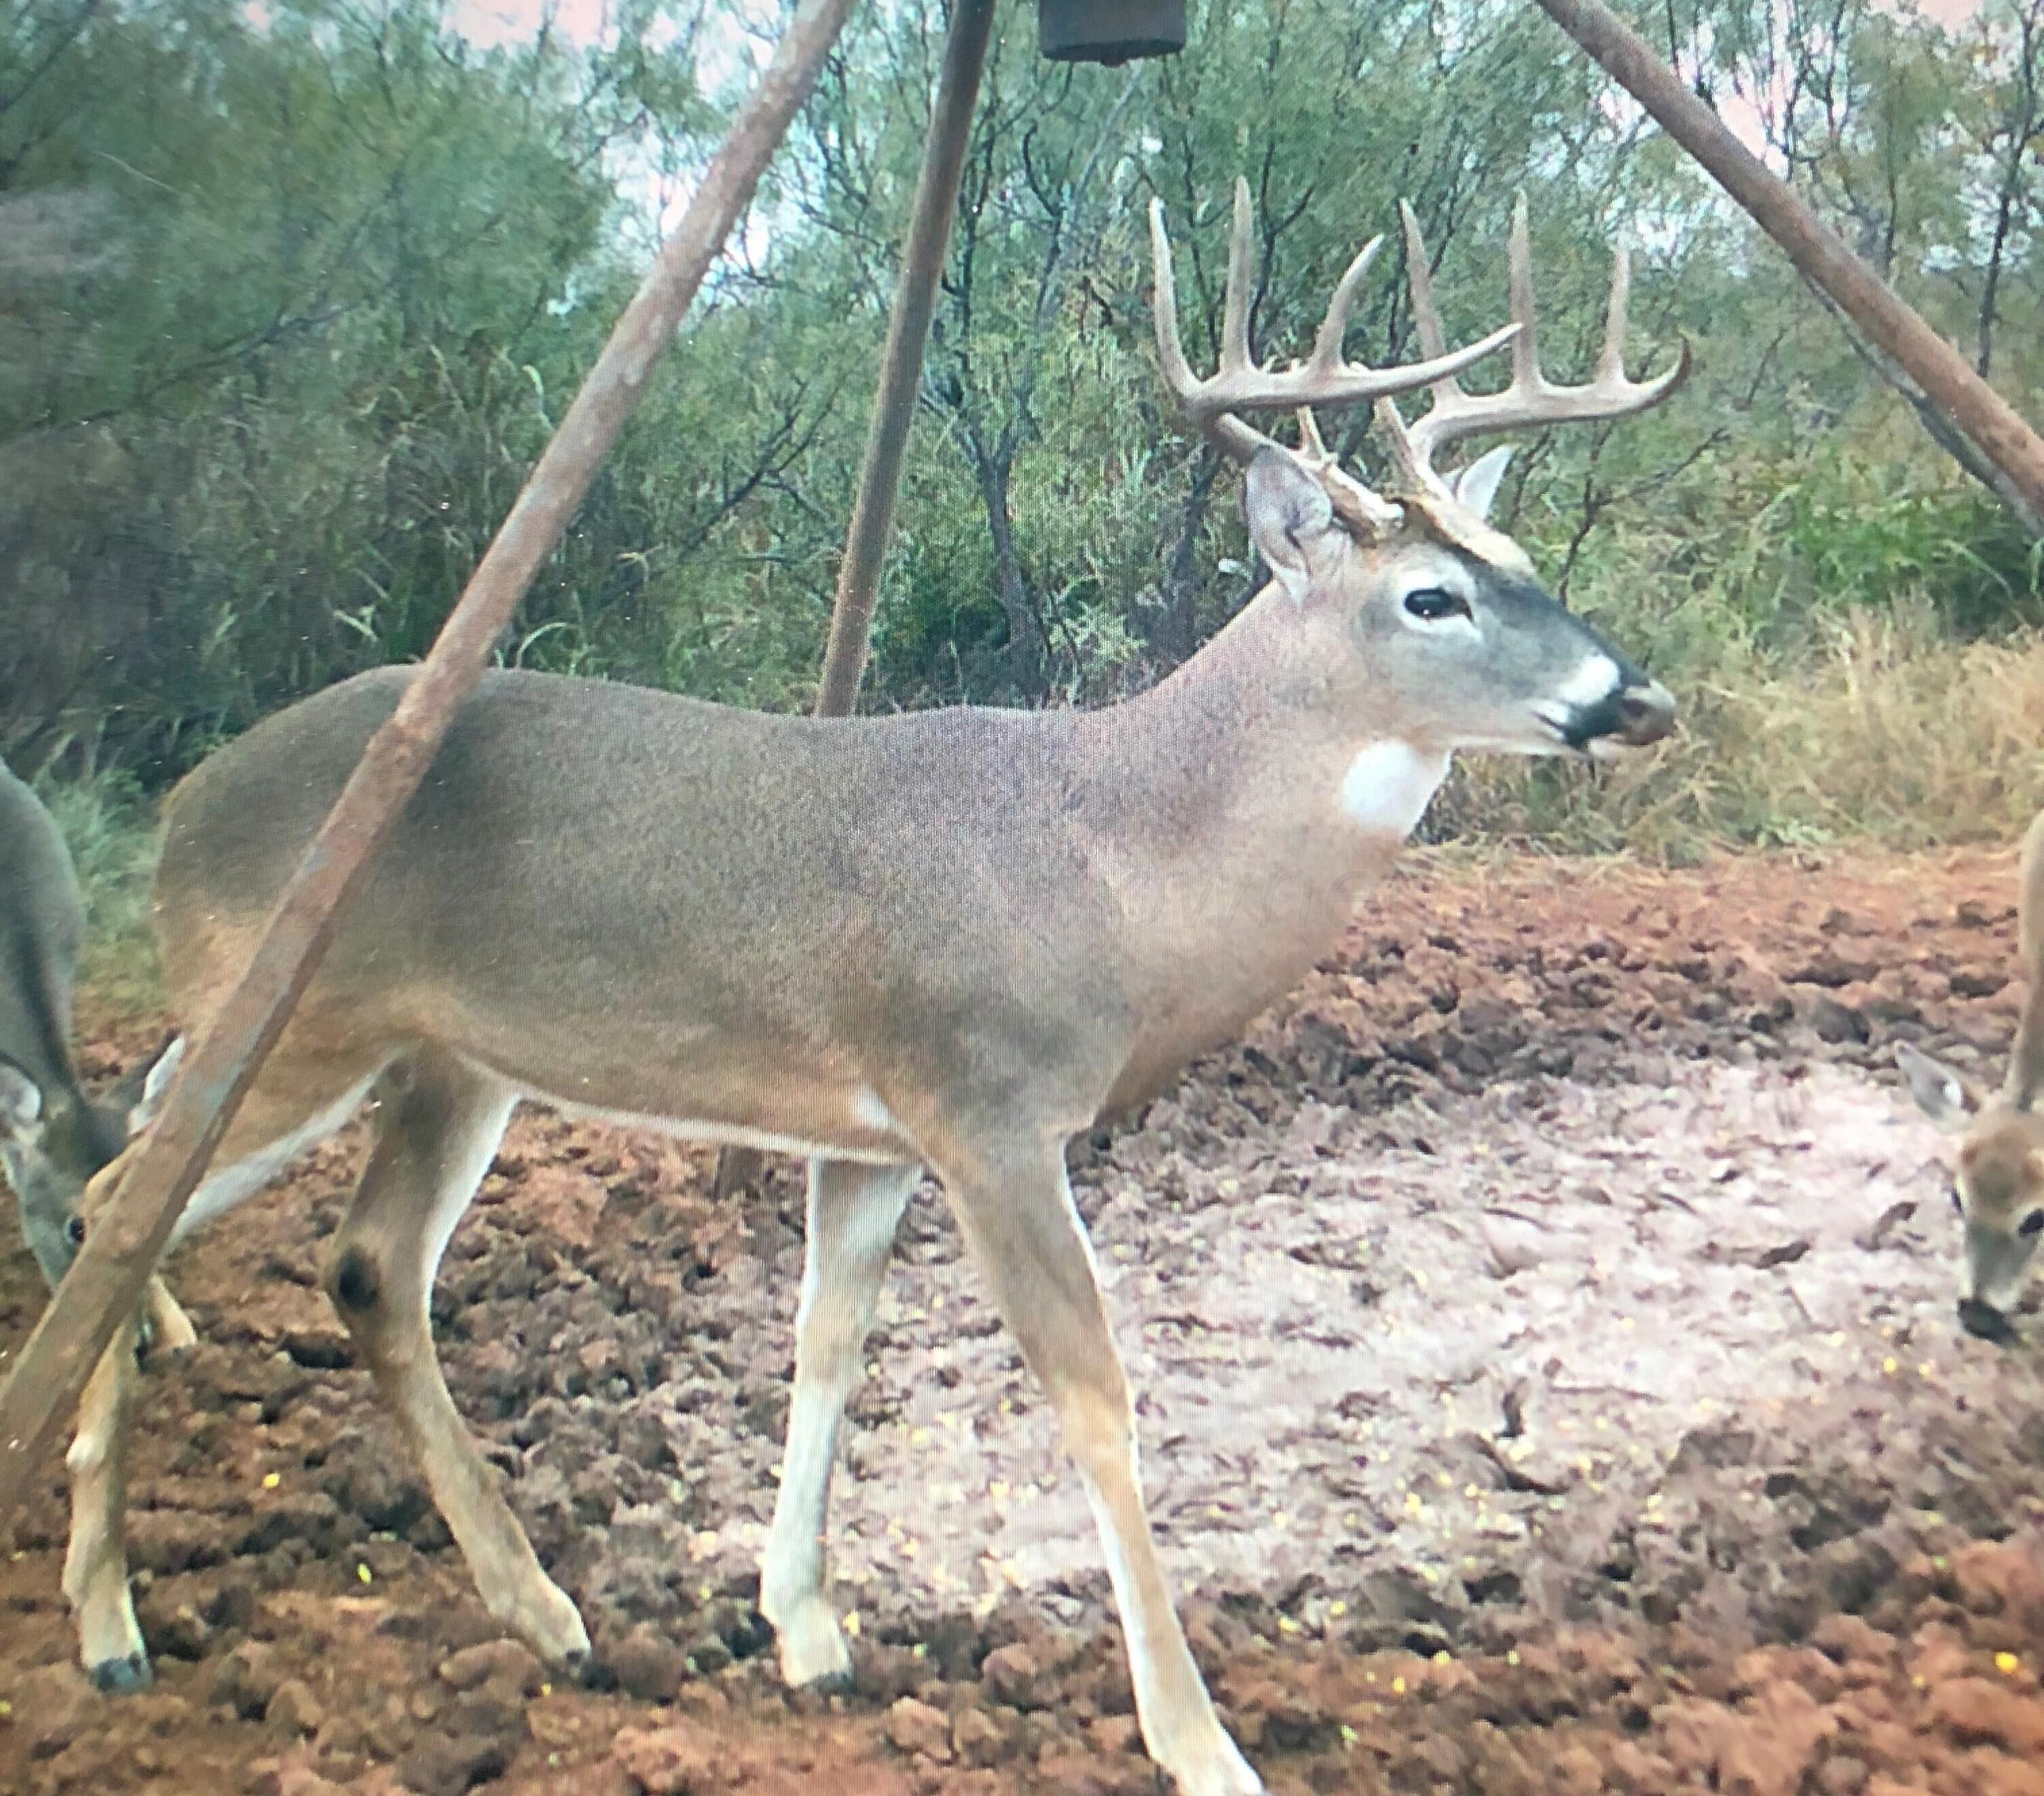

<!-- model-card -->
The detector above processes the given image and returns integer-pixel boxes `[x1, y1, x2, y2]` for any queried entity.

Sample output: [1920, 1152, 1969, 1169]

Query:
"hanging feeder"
[1038, 0, 1186, 65]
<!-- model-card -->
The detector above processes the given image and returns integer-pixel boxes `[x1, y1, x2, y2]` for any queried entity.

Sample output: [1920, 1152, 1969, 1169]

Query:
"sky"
[426, 0, 2001, 187]
[446, 0, 763, 52]
[447, 0, 636, 49]
[437, 0, 1993, 52]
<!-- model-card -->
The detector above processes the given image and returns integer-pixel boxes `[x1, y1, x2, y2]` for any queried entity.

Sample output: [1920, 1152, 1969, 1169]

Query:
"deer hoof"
[504, 1577, 591, 1671]
[769, 1595, 852, 1691]
[89, 1650, 154, 1694]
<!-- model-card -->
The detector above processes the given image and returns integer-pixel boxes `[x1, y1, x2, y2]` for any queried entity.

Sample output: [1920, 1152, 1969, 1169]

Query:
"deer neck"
[1074, 586, 1446, 1023]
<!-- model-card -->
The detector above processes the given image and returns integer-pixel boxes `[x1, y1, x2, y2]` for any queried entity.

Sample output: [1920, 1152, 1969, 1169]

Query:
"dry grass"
[1436, 608, 2044, 861]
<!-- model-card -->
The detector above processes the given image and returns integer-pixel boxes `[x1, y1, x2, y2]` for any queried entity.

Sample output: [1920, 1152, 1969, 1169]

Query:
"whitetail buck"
[65, 181, 1682, 1795]
[1898, 809, 2044, 1344]
[0, 758, 187, 1331]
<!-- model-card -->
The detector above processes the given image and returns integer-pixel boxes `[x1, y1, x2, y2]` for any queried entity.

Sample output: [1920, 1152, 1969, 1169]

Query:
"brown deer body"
[67, 183, 1683, 1796]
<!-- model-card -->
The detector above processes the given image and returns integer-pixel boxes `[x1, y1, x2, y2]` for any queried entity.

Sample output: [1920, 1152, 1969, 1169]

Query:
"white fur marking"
[538, 1094, 905, 1167]
[1339, 743, 1450, 839]
[1556, 653, 1621, 710]
[168, 1074, 384, 1246]
[852, 1086, 899, 1135]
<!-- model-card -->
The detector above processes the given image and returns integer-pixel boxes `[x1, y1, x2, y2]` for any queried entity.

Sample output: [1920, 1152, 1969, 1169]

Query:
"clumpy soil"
[7, 843, 2044, 1796]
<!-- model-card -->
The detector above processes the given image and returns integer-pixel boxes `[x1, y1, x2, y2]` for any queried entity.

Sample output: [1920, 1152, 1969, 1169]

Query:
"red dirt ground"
[6, 843, 2044, 1796]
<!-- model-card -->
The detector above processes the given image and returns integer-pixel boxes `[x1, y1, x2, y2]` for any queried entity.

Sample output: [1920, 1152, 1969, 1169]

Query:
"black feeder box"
[1038, 0, 1187, 65]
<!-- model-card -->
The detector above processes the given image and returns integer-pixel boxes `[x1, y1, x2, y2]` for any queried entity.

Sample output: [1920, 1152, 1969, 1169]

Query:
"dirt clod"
[885, 1696, 954, 1763]
[214, 1641, 287, 1722]
[264, 1677, 324, 1738]
[611, 1724, 723, 1795]
[1927, 1677, 2044, 1754]
[606, 1626, 690, 1703]
[435, 1640, 542, 1697]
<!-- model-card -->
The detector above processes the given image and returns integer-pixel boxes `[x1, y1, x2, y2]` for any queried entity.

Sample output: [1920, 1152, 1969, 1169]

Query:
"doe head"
[0, 1036, 183, 1288]
[1896, 1043, 2044, 1342]
[1894, 811, 2044, 1342]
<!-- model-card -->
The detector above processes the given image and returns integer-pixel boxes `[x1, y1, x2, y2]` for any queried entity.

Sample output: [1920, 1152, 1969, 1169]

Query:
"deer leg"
[61, 1067, 377, 1691]
[64, 1311, 148, 1690]
[324, 1050, 588, 1668]
[760, 1157, 918, 1689]
[939, 1135, 1263, 1796]
[142, 1276, 196, 1354]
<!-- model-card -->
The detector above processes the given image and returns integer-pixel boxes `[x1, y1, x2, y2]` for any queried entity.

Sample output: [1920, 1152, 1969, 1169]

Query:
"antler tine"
[1597, 234, 1633, 384]
[1147, 197, 1198, 399]
[1397, 202, 1455, 371]
[1220, 177, 1255, 376]
[1148, 195, 1284, 463]
[1372, 396, 1427, 490]
[1306, 234, 1384, 373]
[1506, 191, 1541, 393]
[1386, 198, 1470, 497]
[1591, 229, 1694, 398]
[1397, 189, 1692, 481]
[1295, 405, 1331, 460]
[1147, 182, 1518, 473]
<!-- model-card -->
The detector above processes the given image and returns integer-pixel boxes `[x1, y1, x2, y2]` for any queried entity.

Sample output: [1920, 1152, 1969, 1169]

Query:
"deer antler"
[1147, 179, 1519, 471]
[1382, 193, 1691, 494]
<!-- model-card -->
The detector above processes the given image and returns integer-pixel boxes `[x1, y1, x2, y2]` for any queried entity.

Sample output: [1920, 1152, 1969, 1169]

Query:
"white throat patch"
[1340, 742, 1450, 839]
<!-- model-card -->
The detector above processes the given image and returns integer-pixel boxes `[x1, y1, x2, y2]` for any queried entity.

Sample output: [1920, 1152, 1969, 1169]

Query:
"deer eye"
[1403, 587, 1472, 623]
[65, 1215, 87, 1245]
[2021, 1210, 2044, 1238]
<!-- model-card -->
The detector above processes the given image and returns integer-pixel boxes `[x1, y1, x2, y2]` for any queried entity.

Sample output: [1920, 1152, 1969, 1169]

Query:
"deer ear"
[1245, 448, 1339, 604]
[1453, 446, 1513, 522]
[130, 1036, 186, 1136]
[0, 1059, 43, 1141]
[1896, 1042, 1982, 1132]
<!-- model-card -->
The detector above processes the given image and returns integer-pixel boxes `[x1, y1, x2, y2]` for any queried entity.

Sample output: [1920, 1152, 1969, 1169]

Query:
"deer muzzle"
[1611, 678, 1677, 747]
[1556, 675, 1676, 757]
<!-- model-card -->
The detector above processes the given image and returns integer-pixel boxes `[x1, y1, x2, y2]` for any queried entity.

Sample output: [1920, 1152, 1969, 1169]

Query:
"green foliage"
[4, 0, 2043, 876]
[30, 771, 161, 1013]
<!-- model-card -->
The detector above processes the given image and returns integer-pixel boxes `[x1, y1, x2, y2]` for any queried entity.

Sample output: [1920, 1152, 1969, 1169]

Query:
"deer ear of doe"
[0, 1058, 43, 1139]
[2002, 987, 2044, 1112]
[1895, 1041, 1981, 1132]
[130, 1036, 187, 1136]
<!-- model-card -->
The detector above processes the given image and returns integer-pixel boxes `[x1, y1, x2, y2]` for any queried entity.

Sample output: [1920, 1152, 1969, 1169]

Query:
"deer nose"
[1613, 679, 1675, 747]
